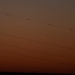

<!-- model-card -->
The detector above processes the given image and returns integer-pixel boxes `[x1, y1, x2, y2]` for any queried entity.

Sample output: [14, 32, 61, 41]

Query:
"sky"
[0, 0, 75, 74]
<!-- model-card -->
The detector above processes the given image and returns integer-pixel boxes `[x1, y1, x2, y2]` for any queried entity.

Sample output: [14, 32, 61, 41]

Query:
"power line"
[0, 32, 75, 51]
[0, 49, 75, 67]
[0, 43, 75, 61]
[0, 12, 74, 30]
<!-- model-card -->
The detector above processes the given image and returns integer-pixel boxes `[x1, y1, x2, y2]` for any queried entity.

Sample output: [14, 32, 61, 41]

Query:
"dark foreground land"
[0, 72, 74, 75]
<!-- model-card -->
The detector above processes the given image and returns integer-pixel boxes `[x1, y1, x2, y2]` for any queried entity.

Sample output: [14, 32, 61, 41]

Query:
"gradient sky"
[0, 0, 75, 74]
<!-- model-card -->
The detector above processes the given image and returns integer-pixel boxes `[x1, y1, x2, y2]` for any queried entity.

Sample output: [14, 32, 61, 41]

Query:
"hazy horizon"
[0, 0, 75, 74]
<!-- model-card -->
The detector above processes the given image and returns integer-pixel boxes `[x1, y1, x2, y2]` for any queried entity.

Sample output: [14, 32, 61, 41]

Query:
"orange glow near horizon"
[0, 0, 75, 74]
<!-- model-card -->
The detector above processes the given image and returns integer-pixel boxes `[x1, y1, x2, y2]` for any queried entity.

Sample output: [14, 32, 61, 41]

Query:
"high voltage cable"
[0, 12, 74, 30]
[0, 32, 75, 51]
[0, 49, 75, 67]
[0, 43, 75, 61]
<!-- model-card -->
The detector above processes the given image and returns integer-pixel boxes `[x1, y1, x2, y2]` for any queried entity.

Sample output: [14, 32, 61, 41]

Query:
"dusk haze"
[0, 0, 75, 74]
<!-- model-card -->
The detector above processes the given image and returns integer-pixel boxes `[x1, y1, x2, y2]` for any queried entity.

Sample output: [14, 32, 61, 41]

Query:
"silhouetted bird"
[27, 19, 30, 20]
[6, 14, 10, 15]
[71, 29, 73, 30]
[48, 24, 51, 25]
